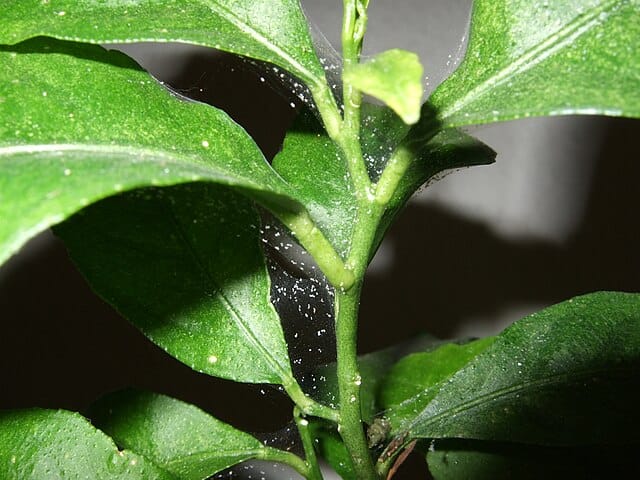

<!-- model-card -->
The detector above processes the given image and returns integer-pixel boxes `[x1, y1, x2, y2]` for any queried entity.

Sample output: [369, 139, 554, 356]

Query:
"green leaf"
[378, 127, 496, 242]
[90, 390, 272, 480]
[430, 0, 640, 127]
[383, 292, 640, 446]
[0, 409, 173, 479]
[345, 49, 424, 124]
[55, 183, 293, 385]
[273, 111, 356, 258]
[379, 338, 496, 420]
[0, 37, 296, 268]
[0, 0, 325, 88]
[427, 439, 640, 479]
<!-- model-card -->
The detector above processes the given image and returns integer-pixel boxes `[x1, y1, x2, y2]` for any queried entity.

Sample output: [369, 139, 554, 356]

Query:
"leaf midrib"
[202, 0, 320, 86]
[0, 143, 284, 191]
[437, 0, 621, 123]
[163, 199, 291, 383]
[401, 364, 636, 435]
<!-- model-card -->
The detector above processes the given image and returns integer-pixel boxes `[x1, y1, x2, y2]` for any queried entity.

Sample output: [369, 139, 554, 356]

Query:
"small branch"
[274, 208, 355, 291]
[340, 0, 371, 201]
[294, 407, 324, 480]
[373, 145, 413, 206]
[259, 446, 312, 479]
[285, 378, 340, 423]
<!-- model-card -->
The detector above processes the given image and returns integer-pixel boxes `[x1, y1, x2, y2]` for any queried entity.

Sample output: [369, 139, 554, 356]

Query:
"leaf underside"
[55, 183, 293, 385]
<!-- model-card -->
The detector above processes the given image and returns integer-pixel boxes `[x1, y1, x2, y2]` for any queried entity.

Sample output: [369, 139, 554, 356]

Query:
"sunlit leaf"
[56, 183, 293, 385]
[0, 38, 296, 267]
[0, 409, 172, 479]
[429, 0, 640, 127]
[0, 0, 326, 88]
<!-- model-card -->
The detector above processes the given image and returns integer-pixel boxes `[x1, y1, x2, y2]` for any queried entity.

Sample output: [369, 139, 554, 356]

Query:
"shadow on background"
[361, 116, 640, 352]
[0, 47, 638, 479]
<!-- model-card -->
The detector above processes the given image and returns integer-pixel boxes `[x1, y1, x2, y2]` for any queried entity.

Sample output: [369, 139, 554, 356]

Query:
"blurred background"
[1, 0, 638, 477]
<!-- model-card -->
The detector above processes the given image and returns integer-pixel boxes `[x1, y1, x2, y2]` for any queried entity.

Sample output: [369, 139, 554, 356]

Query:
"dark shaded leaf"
[56, 183, 293, 385]
[427, 439, 640, 479]
[383, 292, 640, 447]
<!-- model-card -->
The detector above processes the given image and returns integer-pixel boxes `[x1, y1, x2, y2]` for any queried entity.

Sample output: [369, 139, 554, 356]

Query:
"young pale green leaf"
[429, 0, 640, 127]
[427, 439, 640, 479]
[90, 390, 273, 480]
[0, 38, 297, 268]
[383, 292, 640, 446]
[0, 0, 326, 89]
[55, 183, 293, 385]
[344, 49, 424, 124]
[0, 409, 173, 479]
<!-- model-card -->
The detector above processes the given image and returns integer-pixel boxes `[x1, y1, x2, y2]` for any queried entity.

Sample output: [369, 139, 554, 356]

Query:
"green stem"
[373, 145, 413, 206]
[294, 407, 324, 480]
[340, 0, 371, 201]
[285, 378, 340, 423]
[335, 284, 378, 480]
[273, 207, 355, 291]
[259, 446, 313, 479]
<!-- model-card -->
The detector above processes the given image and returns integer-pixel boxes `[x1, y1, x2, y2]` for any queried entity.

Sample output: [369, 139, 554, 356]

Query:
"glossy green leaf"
[56, 183, 293, 385]
[430, 0, 640, 127]
[0, 0, 325, 88]
[0, 409, 173, 479]
[383, 292, 640, 446]
[345, 49, 424, 124]
[90, 390, 271, 479]
[427, 439, 640, 479]
[0, 37, 296, 268]
[379, 338, 496, 419]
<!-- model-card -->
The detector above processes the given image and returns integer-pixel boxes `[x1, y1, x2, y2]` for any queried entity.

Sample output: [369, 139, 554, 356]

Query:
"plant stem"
[259, 446, 314, 479]
[285, 379, 340, 423]
[335, 284, 378, 479]
[294, 407, 324, 480]
[340, 0, 371, 201]
[275, 207, 355, 291]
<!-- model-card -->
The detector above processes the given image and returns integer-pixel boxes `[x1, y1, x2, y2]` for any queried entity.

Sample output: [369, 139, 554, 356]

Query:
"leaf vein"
[438, 0, 622, 122]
